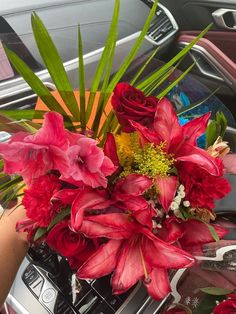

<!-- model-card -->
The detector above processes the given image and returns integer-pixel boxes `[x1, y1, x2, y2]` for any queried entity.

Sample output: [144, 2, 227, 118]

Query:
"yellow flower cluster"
[115, 132, 174, 178]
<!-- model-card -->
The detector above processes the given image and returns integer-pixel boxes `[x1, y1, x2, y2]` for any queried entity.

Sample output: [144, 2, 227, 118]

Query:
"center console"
[5, 245, 166, 314]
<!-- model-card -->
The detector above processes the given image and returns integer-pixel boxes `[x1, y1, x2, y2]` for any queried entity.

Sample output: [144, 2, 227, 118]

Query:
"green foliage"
[157, 62, 196, 98]
[4, 46, 71, 123]
[47, 207, 71, 231]
[34, 227, 48, 241]
[78, 25, 86, 130]
[177, 87, 220, 116]
[206, 112, 228, 147]
[137, 24, 212, 91]
[31, 12, 80, 121]
[207, 223, 220, 242]
[192, 294, 225, 314]
[200, 287, 232, 296]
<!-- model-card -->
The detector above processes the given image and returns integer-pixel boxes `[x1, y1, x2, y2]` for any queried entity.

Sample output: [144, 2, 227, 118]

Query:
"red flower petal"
[104, 133, 120, 166]
[80, 214, 135, 239]
[179, 219, 228, 248]
[70, 190, 111, 231]
[77, 239, 123, 278]
[177, 144, 221, 176]
[129, 120, 160, 146]
[144, 268, 171, 300]
[153, 98, 183, 150]
[182, 112, 210, 146]
[115, 174, 153, 196]
[158, 217, 184, 244]
[142, 230, 195, 269]
[112, 237, 149, 294]
[52, 188, 81, 205]
[25, 111, 67, 148]
[156, 176, 178, 212]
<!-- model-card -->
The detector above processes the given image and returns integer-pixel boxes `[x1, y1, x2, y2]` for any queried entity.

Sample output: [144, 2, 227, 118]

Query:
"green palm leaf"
[85, 0, 120, 124]
[4, 46, 71, 121]
[78, 25, 86, 130]
[31, 12, 80, 121]
[107, 0, 159, 93]
[137, 24, 212, 91]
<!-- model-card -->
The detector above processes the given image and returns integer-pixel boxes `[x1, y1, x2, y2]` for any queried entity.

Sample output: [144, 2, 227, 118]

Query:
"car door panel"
[158, 0, 236, 116]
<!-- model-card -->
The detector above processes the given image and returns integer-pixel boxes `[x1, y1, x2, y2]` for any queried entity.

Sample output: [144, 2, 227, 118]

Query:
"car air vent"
[141, 1, 178, 45]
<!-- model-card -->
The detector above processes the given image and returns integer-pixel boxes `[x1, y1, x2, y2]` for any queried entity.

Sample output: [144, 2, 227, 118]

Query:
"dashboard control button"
[42, 288, 56, 303]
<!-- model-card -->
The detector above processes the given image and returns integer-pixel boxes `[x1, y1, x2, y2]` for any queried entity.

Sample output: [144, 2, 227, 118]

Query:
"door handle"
[212, 8, 236, 30]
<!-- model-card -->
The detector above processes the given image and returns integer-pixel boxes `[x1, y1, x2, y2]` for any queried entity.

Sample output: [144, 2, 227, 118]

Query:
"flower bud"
[207, 136, 230, 158]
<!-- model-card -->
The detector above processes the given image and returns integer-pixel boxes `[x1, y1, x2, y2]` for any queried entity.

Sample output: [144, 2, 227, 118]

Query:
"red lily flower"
[70, 188, 113, 231]
[130, 99, 220, 176]
[113, 174, 155, 228]
[77, 213, 195, 300]
[129, 99, 221, 212]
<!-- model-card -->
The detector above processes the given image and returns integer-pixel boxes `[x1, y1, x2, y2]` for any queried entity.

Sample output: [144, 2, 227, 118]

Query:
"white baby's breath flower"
[178, 191, 186, 198]
[170, 201, 179, 211]
[183, 200, 190, 207]
[178, 184, 185, 192]
[174, 196, 181, 205]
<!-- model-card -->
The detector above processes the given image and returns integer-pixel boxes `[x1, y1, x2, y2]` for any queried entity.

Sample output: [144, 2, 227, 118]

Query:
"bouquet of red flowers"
[0, 0, 232, 302]
[0, 82, 231, 299]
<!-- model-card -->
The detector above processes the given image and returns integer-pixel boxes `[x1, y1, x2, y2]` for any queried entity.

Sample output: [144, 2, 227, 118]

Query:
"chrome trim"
[6, 294, 31, 314]
[0, 93, 36, 109]
[152, 295, 172, 314]
[189, 50, 223, 82]
[136, 296, 152, 314]
[0, 31, 141, 96]
[0, 82, 56, 101]
[115, 281, 142, 314]
[212, 8, 236, 30]
[145, 2, 179, 46]
[3, 303, 10, 314]
[179, 41, 236, 88]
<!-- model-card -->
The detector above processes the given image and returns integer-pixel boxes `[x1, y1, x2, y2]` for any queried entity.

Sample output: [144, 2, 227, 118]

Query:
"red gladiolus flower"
[22, 174, 62, 227]
[61, 137, 117, 188]
[0, 112, 69, 185]
[77, 213, 195, 300]
[111, 82, 159, 132]
[179, 161, 231, 210]
[213, 294, 236, 314]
